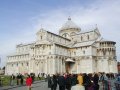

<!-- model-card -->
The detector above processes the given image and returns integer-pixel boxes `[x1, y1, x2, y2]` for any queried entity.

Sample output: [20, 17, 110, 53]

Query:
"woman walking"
[26, 75, 32, 90]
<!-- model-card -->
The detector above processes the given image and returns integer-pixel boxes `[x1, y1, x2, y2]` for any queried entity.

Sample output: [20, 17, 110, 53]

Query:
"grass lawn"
[0, 75, 45, 86]
[0, 75, 11, 86]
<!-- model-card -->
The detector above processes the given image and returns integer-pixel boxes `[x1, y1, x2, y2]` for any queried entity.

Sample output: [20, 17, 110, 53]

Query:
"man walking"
[58, 74, 65, 90]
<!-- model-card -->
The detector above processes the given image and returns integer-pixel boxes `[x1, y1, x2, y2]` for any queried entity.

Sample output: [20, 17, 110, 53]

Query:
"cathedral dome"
[59, 17, 81, 39]
[60, 17, 81, 31]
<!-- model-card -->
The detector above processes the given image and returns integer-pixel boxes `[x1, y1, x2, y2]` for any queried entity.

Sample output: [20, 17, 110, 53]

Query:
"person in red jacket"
[26, 75, 32, 90]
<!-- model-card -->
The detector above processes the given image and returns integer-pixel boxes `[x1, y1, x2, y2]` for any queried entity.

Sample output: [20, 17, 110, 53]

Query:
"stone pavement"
[0, 80, 53, 90]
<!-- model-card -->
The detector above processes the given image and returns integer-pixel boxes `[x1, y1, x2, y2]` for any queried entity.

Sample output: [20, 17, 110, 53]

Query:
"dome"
[60, 17, 81, 31]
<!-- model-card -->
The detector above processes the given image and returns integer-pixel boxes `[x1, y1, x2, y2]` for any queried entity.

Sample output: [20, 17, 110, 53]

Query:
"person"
[20, 74, 24, 85]
[65, 74, 72, 90]
[50, 75, 54, 90]
[93, 74, 99, 90]
[38, 73, 41, 80]
[16, 73, 21, 85]
[10, 74, 15, 86]
[71, 74, 77, 86]
[83, 73, 92, 90]
[77, 74, 83, 85]
[52, 75, 58, 90]
[26, 74, 32, 90]
[117, 74, 120, 82]
[45, 74, 47, 82]
[48, 74, 51, 88]
[0, 77, 1, 86]
[71, 79, 85, 90]
[58, 74, 65, 90]
[30, 73, 35, 83]
[50, 75, 58, 90]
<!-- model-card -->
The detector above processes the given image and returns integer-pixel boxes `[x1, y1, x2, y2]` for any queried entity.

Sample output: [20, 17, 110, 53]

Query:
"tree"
[2, 66, 5, 70]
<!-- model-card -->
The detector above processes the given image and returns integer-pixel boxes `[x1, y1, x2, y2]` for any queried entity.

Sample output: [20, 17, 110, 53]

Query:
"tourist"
[71, 74, 77, 86]
[38, 73, 41, 80]
[20, 74, 24, 85]
[117, 74, 120, 82]
[30, 73, 35, 83]
[52, 75, 58, 90]
[44, 74, 47, 82]
[48, 74, 51, 88]
[16, 73, 21, 85]
[77, 74, 83, 85]
[65, 74, 72, 90]
[71, 79, 85, 90]
[50, 75, 54, 90]
[83, 73, 92, 90]
[50, 75, 58, 90]
[26, 74, 32, 90]
[10, 74, 15, 86]
[93, 73, 99, 90]
[58, 74, 65, 90]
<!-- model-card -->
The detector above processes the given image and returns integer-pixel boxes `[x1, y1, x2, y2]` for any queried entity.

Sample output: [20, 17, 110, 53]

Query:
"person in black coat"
[53, 75, 58, 90]
[16, 73, 21, 85]
[65, 74, 72, 90]
[48, 74, 51, 88]
[58, 74, 65, 90]
[93, 74, 99, 90]
[10, 74, 15, 86]
[83, 73, 91, 90]
[50, 75, 58, 90]
[71, 74, 77, 86]
[20, 74, 24, 85]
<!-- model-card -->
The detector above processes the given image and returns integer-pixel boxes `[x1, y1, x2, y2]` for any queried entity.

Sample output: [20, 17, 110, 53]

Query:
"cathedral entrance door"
[65, 58, 75, 73]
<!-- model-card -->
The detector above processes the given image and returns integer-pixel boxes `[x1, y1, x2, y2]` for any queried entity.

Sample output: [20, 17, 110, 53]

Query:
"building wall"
[5, 29, 118, 75]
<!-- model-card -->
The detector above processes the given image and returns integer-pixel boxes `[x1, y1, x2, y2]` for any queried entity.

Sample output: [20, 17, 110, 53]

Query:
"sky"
[0, 0, 120, 67]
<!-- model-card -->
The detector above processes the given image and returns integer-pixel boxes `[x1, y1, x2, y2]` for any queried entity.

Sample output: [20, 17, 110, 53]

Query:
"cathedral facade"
[5, 18, 118, 75]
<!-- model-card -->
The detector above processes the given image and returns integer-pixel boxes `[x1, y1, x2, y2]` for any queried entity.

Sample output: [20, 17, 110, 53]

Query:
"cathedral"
[5, 18, 118, 75]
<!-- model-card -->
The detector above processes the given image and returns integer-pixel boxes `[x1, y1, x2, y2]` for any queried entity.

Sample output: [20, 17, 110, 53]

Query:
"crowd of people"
[47, 72, 118, 90]
[8, 72, 120, 90]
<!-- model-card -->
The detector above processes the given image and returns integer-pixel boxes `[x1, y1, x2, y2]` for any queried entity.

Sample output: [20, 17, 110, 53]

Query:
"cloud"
[1, 0, 120, 67]
[30, 0, 120, 60]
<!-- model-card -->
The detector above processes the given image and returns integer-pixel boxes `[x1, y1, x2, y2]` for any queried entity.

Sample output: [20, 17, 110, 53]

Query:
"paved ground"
[0, 80, 117, 90]
[0, 80, 53, 90]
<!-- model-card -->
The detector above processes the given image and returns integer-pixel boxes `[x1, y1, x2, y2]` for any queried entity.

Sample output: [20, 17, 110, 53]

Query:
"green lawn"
[0, 75, 11, 86]
[0, 75, 45, 86]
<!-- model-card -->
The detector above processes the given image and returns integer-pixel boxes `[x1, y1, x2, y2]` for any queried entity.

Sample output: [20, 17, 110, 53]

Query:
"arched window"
[87, 35, 89, 40]
[81, 36, 83, 41]
[62, 33, 69, 38]
[83, 50, 85, 54]
[41, 36, 42, 39]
